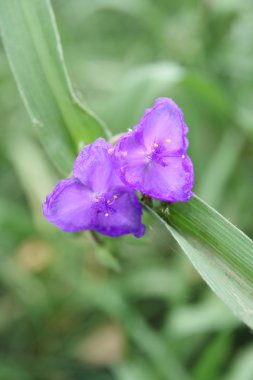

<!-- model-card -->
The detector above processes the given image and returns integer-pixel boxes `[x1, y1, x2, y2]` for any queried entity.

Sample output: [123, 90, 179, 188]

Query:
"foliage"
[0, 0, 253, 379]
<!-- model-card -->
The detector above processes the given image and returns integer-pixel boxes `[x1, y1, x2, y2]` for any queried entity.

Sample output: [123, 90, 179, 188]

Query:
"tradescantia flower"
[43, 138, 145, 237]
[114, 98, 194, 202]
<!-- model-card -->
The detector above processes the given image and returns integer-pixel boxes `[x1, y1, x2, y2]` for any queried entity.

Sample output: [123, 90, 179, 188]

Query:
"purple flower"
[114, 98, 194, 202]
[43, 138, 145, 237]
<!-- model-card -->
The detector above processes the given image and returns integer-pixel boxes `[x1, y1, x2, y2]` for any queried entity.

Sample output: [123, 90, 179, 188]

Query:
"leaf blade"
[148, 196, 253, 328]
[0, 0, 108, 174]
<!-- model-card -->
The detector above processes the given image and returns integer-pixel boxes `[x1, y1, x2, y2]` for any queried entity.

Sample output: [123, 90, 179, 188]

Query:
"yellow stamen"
[166, 139, 171, 143]
[95, 199, 99, 203]
[113, 195, 118, 199]
[151, 149, 155, 153]
[154, 143, 159, 148]
[105, 213, 109, 217]
[107, 200, 111, 204]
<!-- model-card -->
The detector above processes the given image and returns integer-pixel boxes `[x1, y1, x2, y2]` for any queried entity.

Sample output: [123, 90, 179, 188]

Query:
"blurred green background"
[0, 0, 253, 379]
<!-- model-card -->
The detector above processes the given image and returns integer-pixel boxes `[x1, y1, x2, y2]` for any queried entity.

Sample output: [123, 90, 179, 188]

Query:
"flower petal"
[118, 155, 194, 202]
[94, 191, 146, 238]
[136, 97, 189, 153]
[73, 138, 123, 193]
[114, 131, 147, 172]
[43, 178, 95, 232]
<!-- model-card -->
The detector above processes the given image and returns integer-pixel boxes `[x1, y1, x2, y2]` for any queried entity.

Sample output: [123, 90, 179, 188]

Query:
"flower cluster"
[43, 98, 194, 237]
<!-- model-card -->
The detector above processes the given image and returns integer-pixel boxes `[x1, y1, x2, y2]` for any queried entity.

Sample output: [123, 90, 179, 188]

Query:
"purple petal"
[73, 138, 123, 193]
[149, 155, 194, 201]
[118, 155, 194, 202]
[94, 191, 146, 238]
[113, 131, 147, 171]
[136, 97, 189, 154]
[43, 178, 95, 232]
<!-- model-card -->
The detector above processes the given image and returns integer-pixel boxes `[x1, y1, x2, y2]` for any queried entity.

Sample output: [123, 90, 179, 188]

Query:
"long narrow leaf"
[0, 0, 108, 175]
[146, 196, 253, 329]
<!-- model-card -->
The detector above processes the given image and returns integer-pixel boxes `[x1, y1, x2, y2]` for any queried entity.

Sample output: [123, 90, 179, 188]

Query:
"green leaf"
[197, 129, 244, 208]
[167, 296, 238, 336]
[192, 332, 232, 380]
[225, 345, 253, 380]
[0, 0, 108, 175]
[5, 131, 58, 225]
[146, 196, 253, 329]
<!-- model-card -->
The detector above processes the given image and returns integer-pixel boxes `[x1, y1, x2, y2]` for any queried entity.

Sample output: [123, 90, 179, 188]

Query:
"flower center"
[93, 193, 118, 217]
[147, 140, 185, 166]
[148, 142, 167, 166]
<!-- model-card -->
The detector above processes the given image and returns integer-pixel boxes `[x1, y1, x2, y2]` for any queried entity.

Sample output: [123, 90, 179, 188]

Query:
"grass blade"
[0, 0, 108, 174]
[147, 196, 253, 329]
